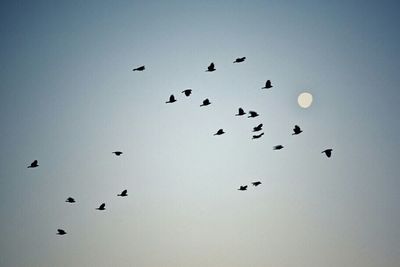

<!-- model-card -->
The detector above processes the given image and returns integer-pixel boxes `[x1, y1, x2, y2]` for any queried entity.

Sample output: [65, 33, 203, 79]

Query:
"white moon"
[298, 92, 313, 108]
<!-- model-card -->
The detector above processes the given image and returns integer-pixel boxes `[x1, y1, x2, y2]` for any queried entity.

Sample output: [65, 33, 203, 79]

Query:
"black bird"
[206, 62, 216, 72]
[252, 181, 262, 186]
[96, 203, 106, 211]
[235, 108, 246, 116]
[166, 95, 177, 104]
[322, 149, 333, 158]
[253, 124, 263, 132]
[248, 111, 259, 118]
[112, 151, 123, 156]
[28, 160, 39, 168]
[182, 89, 192, 97]
[273, 145, 284, 150]
[252, 132, 264, 139]
[233, 57, 246, 63]
[292, 125, 303, 135]
[262, 80, 273, 89]
[214, 129, 225, 136]
[57, 229, 67, 235]
[65, 197, 75, 203]
[200, 98, 211, 106]
[132, 65, 145, 71]
[238, 185, 248, 191]
[118, 190, 128, 197]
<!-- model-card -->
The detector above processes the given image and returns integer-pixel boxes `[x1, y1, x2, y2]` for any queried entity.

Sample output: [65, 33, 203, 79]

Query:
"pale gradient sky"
[0, 1, 399, 267]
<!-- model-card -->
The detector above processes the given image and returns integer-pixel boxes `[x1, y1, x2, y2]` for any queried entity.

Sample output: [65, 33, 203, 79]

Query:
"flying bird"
[235, 108, 246, 116]
[118, 190, 128, 197]
[253, 124, 263, 132]
[322, 149, 333, 158]
[57, 229, 67, 235]
[132, 65, 145, 71]
[65, 197, 75, 203]
[112, 151, 123, 156]
[96, 203, 106, 210]
[292, 125, 303, 135]
[233, 57, 246, 63]
[182, 89, 192, 97]
[166, 95, 177, 104]
[214, 129, 225, 136]
[273, 145, 284, 150]
[238, 185, 248, 191]
[248, 111, 259, 118]
[262, 80, 273, 89]
[252, 132, 264, 139]
[200, 98, 211, 106]
[28, 160, 39, 168]
[206, 62, 216, 72]
[252, 181, 262, 186]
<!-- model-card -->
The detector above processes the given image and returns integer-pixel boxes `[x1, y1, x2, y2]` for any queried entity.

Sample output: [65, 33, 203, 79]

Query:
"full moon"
[298, 92, 313, 108]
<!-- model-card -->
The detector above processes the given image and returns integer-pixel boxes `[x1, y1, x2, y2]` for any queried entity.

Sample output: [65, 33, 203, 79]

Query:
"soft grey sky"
[1, 1, 399, 266]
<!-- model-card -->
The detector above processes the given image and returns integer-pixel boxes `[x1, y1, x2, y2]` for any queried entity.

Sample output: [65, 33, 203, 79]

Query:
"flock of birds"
[27, 56, 333, 236]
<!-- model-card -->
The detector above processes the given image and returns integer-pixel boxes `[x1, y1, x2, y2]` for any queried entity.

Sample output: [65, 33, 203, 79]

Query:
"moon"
[298, 92, 313, 108]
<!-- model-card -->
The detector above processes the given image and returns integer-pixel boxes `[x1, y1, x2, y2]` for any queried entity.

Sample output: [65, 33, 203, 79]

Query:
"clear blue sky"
[1, 1, 399, 266]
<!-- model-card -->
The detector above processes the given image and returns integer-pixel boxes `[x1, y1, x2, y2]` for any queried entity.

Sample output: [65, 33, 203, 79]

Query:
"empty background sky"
[0, 1, 399, 266]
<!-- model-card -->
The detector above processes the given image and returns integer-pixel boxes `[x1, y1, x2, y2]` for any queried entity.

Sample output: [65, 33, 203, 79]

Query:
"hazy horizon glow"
[1, 1, 399, 267]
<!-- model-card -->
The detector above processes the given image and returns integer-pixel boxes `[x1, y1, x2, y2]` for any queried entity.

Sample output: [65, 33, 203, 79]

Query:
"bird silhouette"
[292, 125, 303, 135]
[235, 108, 246, 116]
[132, 65, 145, 71]
[262, 80, 273, 89]
[57, 229, 67, 235]
[253, 124, 263, 132]
[238, 185, 248, 191]
[252, 132, 264, 139]
[322, 149, 333, 158]
[248, 111, 259, 118]
[112, 151, 123, 156]
[96, 203, 106, 210]
[206, 62, 216, 72]
[273, 145, 284, 150]
[233, 57, 246, 63]
[252, 181, 262, 186]
[27, 160, 39, 168]
[200, 98, 211, 106]
[166, 95, 177, 103]
[214, 129, 225, 136]
[182, 89, 192, 97]
[118, 190, 128, 197]
[65, 197, 75, 203]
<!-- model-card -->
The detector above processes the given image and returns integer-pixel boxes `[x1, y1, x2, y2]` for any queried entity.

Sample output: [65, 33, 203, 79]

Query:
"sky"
[0, 1, 399, 266]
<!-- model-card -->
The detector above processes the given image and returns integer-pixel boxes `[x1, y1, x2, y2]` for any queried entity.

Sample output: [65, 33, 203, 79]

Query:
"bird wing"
[294, 125, 300, 131]
[170, 95, 175, 101]
[122, 190, 127, 195]
[32, 160, 38, 165]
[100, 203, 105, 209]
[210, 63, 214, 68]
